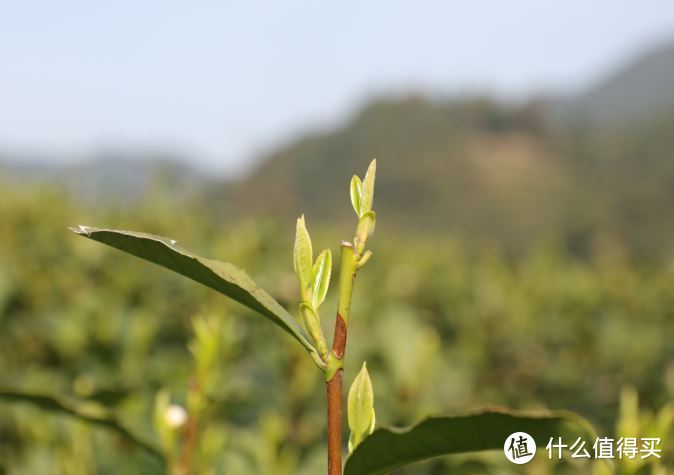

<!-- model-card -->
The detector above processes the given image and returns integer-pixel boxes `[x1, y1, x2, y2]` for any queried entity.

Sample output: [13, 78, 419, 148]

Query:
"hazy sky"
[2, 1, 674, 174]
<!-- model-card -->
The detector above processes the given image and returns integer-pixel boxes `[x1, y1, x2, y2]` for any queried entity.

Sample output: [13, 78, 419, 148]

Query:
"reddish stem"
[326, 371, 343, 475]
[326, 313, 348, 475]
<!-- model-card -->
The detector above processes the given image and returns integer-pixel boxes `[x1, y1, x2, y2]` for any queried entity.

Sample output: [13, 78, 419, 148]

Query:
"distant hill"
[0, 153, 210, 204]
[221, 97, 569, 238]
[550, 37, 674, 126]
[221, 38, 674, 256]
[4, 37, 674, 257]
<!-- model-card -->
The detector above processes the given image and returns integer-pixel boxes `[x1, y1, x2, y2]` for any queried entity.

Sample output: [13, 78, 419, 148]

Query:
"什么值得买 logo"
[504, 432, 536, 464]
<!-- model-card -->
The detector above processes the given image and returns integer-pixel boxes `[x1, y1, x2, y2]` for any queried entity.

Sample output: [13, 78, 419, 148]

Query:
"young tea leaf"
[359, 159, 376, 215]
[356, 250, 373, 269]
[293, 215, 314, 302]
[350, 175, 363, 217]
[311, 249, 332, 310]
[348, 362, 375, 453]
[299, 302, 328, 359]
[355, 211, 376, 254]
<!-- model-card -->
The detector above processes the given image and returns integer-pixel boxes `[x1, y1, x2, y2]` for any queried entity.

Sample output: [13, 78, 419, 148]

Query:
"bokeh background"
[2, 1, 674, 473]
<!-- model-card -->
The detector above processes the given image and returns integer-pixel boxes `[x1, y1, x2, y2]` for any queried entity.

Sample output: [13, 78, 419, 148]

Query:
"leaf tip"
[358, 160, 376, 216]
[366, 159, 377, 180]
[69, 224, 92, 236]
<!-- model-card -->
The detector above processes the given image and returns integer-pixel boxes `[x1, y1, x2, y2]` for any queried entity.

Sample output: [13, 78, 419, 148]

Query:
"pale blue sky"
[2, 1, 674, 174]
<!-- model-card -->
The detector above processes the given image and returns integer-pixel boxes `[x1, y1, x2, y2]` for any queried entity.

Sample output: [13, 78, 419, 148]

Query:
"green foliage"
[293, 215, 331, 362]
[350, 160, 376, 221]
[1, 179, 673, 473]
[359, 160, 376, 217]
[153, 389, 184, 457]
[347, 363, 375, 454]
[311, 249, 332, 311]
[299, 303, 327, 361]
[611, 386, 673, 475]
[350, 161, 377, 257]
[354, 212, 376, 256]
[189, 315, 222, 399]
[350, 176, 363, 217]
[344, 409, 596, 475]
[293, 215, 314, 303]
[69, 226, 322, 367]
[0, 388, 163, 463]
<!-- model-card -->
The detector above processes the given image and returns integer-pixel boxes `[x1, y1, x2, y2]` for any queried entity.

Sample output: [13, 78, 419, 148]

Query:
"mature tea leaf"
[344, 408, 596, 475]
[70, 226, 320, 363]
[0, 388, 163, 463]
[311, 249, 332, 310]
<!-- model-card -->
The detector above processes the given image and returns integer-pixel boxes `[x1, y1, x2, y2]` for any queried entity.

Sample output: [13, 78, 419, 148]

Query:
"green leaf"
[355, 211, 376, 253]
[350, 175, 363, 217]
[360, 159, 376, 215]
[70, 225, 320, 364]
[311, 249, 332, 310]
[293, 215, 314, 302]
[0, 388, 164, 464]
[344, 408, 596, 475]
[356, 250, 373, 269]
[298, 302, 328, 361]
[348, 362, 376, 453]
[299, 301, 320, 339]
[356, 211, 376, 240]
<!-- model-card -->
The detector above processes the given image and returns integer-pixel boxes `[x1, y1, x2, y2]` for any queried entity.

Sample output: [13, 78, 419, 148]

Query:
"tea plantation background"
[2, 39, 674, 474]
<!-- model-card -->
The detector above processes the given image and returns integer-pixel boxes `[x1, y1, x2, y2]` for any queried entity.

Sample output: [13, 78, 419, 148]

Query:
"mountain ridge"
[3, 37, 674, 256]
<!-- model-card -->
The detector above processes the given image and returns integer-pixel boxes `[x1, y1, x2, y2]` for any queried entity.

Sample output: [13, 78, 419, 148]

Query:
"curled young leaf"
[348, 362, 376, 453]
[356, 250, 373, 269]
[300, 303, 328, 360]
[293, 215, 314, 302]
[355, 211, 376, 254]
[311, 249, 332, 310]
[350, 175, 363, 217]
[360, 159, 376, 215]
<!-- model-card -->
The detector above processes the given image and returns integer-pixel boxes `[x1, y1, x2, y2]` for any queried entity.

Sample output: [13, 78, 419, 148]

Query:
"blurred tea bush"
[0, 182, 672, 474]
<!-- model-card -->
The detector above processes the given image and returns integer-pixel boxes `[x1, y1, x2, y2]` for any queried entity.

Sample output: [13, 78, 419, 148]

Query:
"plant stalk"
[180, 378, 200, 474]
[326, 242, 357, 475]
[326, 371, 343, 475]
